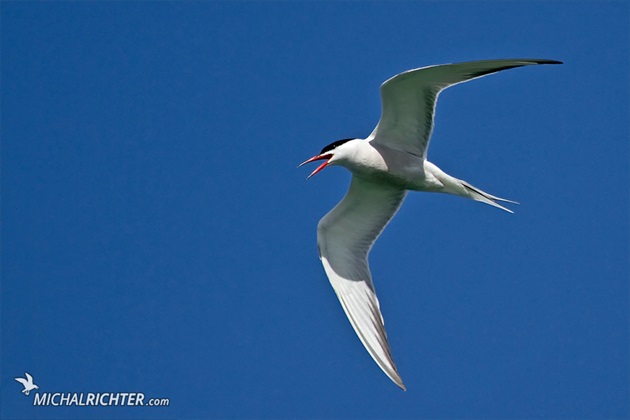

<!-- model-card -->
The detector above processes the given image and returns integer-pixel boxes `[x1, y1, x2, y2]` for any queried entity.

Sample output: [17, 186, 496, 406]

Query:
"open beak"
[298, 154, 333, 179]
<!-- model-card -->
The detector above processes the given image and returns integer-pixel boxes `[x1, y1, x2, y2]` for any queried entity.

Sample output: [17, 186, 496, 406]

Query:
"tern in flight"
[299, 59, 561, 390]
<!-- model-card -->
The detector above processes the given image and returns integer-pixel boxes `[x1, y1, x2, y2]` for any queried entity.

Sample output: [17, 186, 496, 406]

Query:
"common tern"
[299, 59, 561, 390]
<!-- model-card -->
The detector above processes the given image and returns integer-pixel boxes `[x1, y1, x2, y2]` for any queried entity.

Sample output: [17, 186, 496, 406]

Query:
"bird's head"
[298, 138, 357, 179]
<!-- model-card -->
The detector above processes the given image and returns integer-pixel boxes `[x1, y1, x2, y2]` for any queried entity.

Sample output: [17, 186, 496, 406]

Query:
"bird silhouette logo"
[15, 372, 39, 396]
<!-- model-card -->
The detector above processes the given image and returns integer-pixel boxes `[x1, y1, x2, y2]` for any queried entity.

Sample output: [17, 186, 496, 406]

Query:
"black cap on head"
[320, 138, 354, 155]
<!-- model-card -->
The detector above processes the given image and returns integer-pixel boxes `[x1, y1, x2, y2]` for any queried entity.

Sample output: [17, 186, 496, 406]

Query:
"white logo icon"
[15, 372, 39, 396]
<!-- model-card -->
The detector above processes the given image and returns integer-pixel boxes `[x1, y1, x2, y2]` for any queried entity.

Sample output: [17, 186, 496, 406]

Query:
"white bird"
[299, 59, 561, 390]
[15, 372, 39, 395]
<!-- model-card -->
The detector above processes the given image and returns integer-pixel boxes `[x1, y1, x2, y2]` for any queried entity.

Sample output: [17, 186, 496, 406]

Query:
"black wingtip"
[536, 59, 563, 65]
[467, 59, 562, 80]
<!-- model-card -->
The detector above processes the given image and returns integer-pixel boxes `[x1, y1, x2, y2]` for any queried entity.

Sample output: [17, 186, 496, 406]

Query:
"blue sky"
[1, 1, 628, 418]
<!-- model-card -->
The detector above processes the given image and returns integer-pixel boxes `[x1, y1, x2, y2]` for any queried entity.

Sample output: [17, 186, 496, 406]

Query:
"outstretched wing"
[15, 377, 28, 386]
[368, 58, 562, 159]
[317, 176, 407, 389]
[25, 372, 34, 383]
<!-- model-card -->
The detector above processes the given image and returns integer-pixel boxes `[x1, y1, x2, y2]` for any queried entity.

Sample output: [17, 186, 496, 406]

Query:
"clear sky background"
[2, 2, 628, 419]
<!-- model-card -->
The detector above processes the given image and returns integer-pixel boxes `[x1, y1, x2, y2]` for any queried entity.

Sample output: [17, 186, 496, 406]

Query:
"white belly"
[343, 142, 446, 191]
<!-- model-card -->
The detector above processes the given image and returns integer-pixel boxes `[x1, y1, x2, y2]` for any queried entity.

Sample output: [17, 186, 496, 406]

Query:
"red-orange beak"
[298, 154, 333, 179]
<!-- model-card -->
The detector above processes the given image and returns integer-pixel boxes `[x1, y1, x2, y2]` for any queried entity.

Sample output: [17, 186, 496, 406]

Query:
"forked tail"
[461, 181, 518, 213]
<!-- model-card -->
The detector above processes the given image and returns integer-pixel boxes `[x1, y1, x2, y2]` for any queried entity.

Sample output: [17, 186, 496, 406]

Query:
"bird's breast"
[347, 143, 426, 189]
